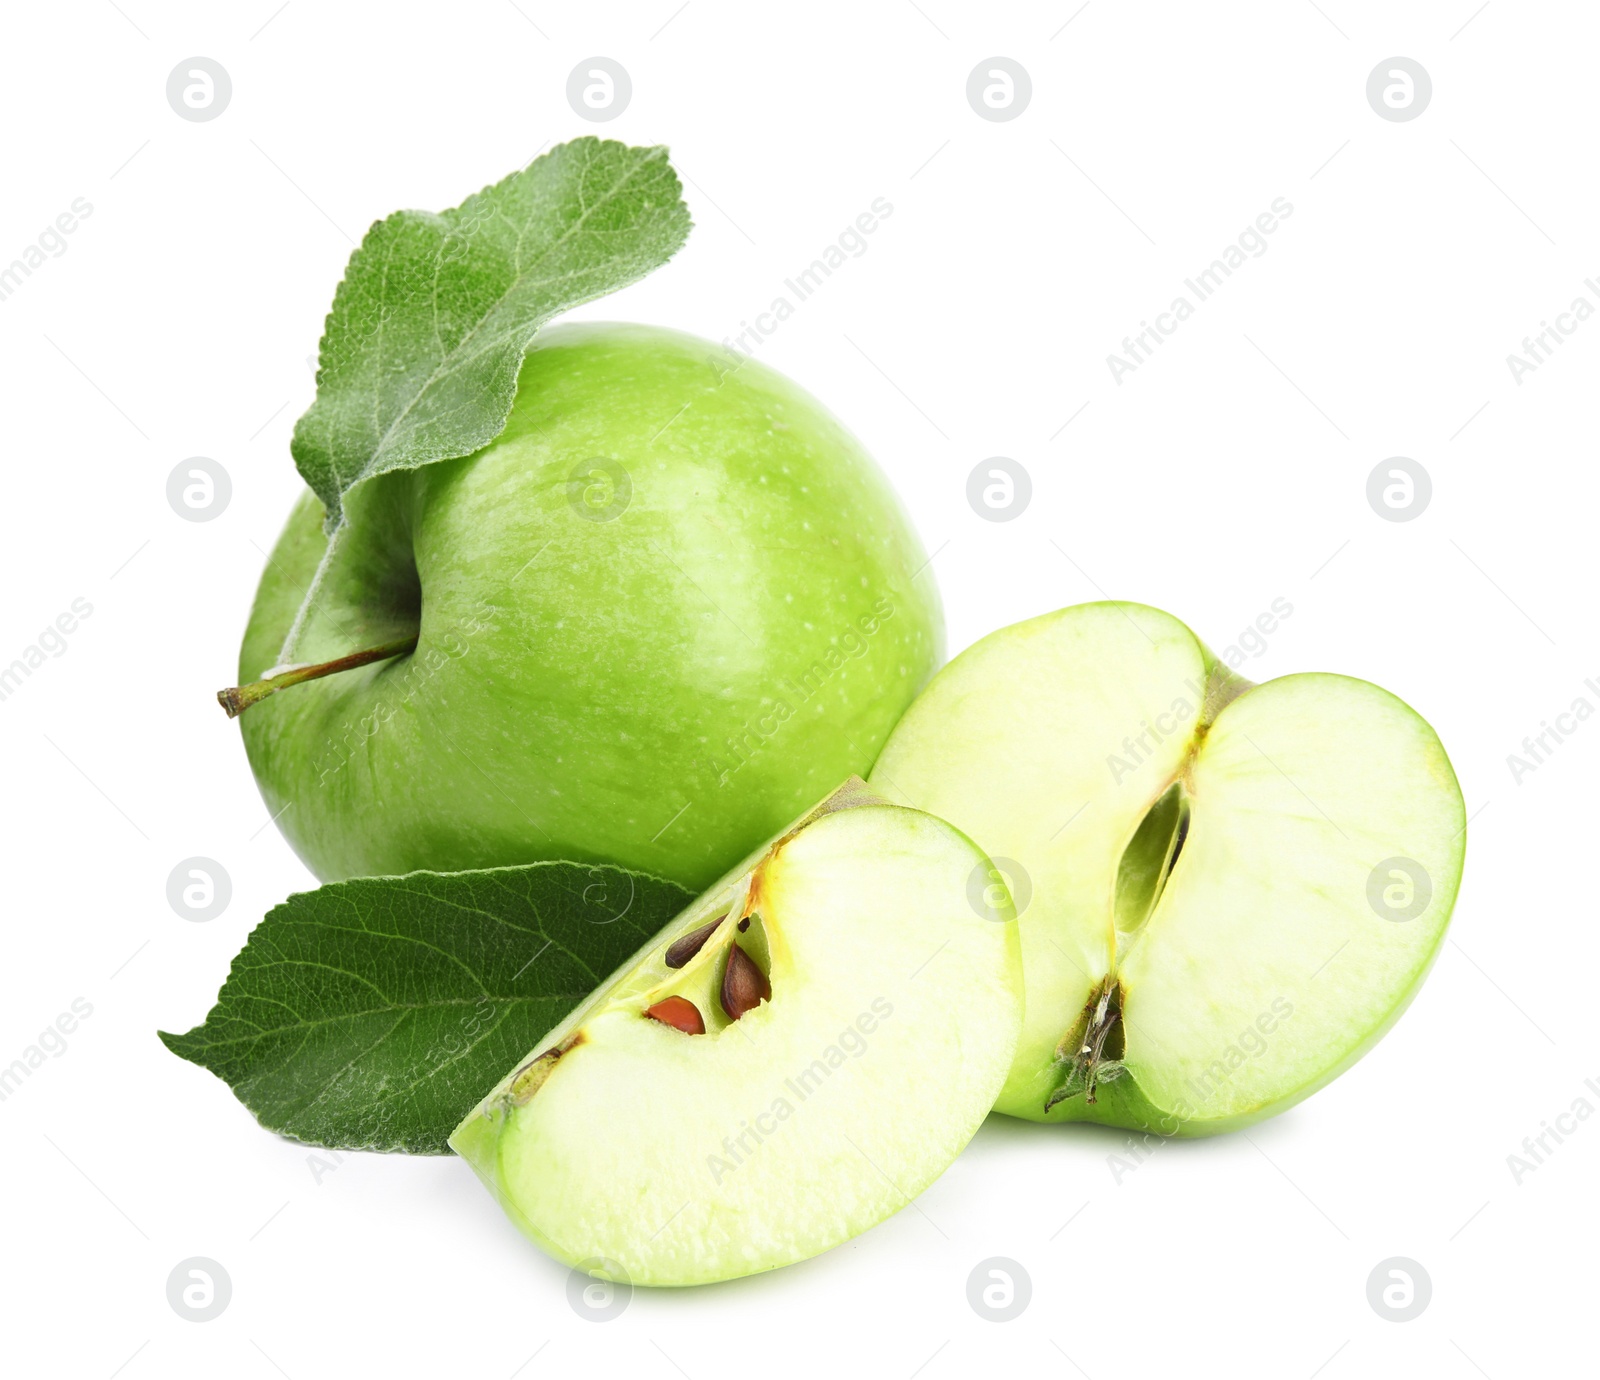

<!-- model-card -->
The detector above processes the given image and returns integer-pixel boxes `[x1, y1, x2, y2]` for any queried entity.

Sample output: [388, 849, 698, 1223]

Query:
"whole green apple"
[235, 322, 942, 890]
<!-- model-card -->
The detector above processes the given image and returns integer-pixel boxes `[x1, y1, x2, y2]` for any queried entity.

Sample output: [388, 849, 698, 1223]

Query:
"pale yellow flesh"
[871, 603, 1212, 1115]
[872, 602, 1465, 1129]
[1119, 672, 1464, 1122]
[451, 804, 1022, 1286]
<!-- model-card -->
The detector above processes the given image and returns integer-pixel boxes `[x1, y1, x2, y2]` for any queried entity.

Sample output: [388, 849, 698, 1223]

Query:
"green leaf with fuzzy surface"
[158, 862, 692, 1153]
[291, 137, 691, 532]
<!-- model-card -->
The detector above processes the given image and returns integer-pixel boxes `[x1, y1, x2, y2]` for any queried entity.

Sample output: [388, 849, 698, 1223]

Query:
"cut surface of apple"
[870, 603, 1465, 1135]
[451, 782, 1022, 1286]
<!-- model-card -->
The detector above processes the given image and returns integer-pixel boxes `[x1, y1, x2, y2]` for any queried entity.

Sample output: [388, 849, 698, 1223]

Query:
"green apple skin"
[872, 602, 1466, 1137]
[237, 323, 942, 891]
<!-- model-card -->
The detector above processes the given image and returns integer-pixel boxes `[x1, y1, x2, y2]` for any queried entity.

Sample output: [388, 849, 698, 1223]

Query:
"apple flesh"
[235, 323, 942, 891]
[450, 781, 1023, 1286]
[871, 602, 1466, 1135]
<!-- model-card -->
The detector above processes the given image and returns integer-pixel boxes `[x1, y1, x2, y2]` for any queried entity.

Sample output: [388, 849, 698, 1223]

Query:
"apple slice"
[870, 602, 1465, 1135]
[450, 781, 1022, 1286]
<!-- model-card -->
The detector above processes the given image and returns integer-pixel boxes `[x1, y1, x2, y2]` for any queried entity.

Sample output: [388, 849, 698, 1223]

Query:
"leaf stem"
[217, 635, 418, 718]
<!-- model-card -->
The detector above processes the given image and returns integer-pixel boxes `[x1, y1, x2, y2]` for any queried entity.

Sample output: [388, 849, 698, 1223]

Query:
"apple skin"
[236, 322, 942, 890]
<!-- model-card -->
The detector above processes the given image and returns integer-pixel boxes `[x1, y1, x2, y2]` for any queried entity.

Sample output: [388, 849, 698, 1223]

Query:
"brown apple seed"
[721, 943, 771, 1020]
[645, 995, 706, 1035]
[665, 915, 724, 969]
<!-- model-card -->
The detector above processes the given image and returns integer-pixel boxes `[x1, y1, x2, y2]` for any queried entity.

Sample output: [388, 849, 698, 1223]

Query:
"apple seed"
[665, 916, 725, 969]
[645, 995, 706, 1034]
[721, 943, 771, 1020]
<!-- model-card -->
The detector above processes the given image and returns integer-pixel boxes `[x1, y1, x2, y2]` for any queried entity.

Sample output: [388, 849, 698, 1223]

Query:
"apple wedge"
[870, 602, 1465, 1135]
[451, 781, 1022, 1286]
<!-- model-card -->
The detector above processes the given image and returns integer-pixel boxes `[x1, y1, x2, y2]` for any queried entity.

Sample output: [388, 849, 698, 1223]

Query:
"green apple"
[232, 322, 942, 890]
[871, 602, 1466, 1135]
[450, 781, 1022, 1287]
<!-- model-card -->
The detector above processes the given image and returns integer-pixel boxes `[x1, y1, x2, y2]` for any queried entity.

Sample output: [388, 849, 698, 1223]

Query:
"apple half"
[870, 603, 1466, 1135]
[451, 781, 1022, 1286]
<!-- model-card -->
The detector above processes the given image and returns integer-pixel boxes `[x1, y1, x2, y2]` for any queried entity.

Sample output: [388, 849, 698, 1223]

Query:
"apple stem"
[216, 635, 419, 719]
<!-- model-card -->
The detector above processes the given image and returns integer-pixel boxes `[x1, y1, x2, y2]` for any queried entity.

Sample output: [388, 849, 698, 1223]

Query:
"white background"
[1, 1, 1593, 1376]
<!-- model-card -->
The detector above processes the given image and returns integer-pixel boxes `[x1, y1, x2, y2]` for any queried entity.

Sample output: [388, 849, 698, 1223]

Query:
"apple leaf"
[292, 137, 691, 532]
[158, 862, 691, 1154]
